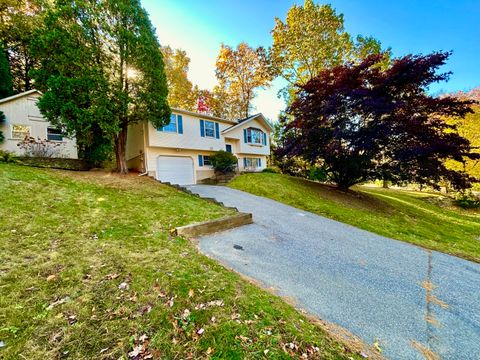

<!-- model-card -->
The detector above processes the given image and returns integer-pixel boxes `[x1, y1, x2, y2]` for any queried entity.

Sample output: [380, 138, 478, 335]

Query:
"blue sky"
[141, 0, 480, 121]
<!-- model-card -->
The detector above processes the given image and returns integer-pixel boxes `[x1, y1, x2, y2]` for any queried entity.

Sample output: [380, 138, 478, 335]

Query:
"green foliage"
[209, 150, 238, 174]
[0, 0, 44, 92]
[455, 191, 480, 209]
[32, 0, 170, 173]
[309, 166, 328, 182]
[0, 150, 16, 163]
[0, 46, 13, 98]
[0, 110, 5, 143]
[16, 156, 90, 170]
[270, 0, 388, 103]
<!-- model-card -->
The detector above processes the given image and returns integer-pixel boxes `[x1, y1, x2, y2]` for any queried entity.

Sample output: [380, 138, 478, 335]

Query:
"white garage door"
[156, 156, 194, 185]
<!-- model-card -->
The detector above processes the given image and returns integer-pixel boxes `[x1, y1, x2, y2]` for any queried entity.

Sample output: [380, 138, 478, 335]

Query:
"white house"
[126, 108, 273, 185]
[0, 90, 78, 158]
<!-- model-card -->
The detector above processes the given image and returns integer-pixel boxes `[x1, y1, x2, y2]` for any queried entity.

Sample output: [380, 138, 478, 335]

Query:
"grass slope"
[229, 173, 480, 263]
[0, 164, 360, 359]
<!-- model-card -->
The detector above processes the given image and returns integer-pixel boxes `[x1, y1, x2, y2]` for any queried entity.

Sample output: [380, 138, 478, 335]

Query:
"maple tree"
[215, 42, 272, 119]
[279, 52, 478, 190]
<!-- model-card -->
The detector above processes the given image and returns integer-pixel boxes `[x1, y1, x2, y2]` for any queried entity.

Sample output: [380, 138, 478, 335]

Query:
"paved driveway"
[186, 185, 480, 360]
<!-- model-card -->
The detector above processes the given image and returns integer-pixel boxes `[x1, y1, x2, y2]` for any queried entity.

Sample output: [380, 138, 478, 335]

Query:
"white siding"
[0, 92, 78, 158]
[223, 118, 271, 156]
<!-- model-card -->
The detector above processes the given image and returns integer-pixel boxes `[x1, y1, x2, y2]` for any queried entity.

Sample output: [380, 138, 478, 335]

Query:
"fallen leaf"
[188, 289, 194, 298]
[105, 273, 119, 280]
[264, 349, 269, 355]
[46, 274, 56, 282]
[197, 328, 204, 335]
[118, 282, 129, 290]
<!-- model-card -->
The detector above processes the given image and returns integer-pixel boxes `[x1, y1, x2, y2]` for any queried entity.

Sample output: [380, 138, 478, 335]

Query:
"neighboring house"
[0, 90, 78, 158]
[126, 109, 272, 185]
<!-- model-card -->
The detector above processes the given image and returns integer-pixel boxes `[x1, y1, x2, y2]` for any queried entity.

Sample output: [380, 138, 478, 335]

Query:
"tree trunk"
[114, 123, 128, 174]
[382, 179, 389, 188]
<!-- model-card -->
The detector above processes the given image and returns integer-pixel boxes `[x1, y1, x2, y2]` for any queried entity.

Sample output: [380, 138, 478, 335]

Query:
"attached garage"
[156, 156, 194, 185]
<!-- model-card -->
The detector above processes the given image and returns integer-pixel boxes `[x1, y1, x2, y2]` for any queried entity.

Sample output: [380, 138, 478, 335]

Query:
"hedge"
[15, 157, 90, 171]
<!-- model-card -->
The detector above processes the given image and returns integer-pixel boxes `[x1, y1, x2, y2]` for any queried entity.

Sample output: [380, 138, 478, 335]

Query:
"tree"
[0, 0, 45, 92]
[444, 88, 480, 182]
[161, 46, 196, 110]
[280, 52, 478, 190]
[271, 0, 388, 103]
[0, 45, 13, 98]
[33, 0, 170, 173]
[215, 42, 272, 119]
[0, 111, 5, 143]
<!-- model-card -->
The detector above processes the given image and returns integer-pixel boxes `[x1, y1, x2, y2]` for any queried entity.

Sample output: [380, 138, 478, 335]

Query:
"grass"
[229, 173, 480, 263]
[0, 163, 362, 359]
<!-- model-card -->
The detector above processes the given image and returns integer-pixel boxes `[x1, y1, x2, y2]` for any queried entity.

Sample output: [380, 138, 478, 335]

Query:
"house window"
[12, 125, 30, 140]
[244, 157, 261, 168]
[198, 155, 212, 167]
[245, 128, 265, 145]
[47, 127, 63, 141]
[204, 120, 215, 137]
[159, 114, 183, 133]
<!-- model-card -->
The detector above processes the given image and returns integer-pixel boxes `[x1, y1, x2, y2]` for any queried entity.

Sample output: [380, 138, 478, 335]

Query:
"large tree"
[0, 0, 45, 92]
[161, 45, 196, 110]
[0, 46, 13, 143]
[280, 52, 478, 190]
[271, 0, 388, 103]
[215, 42, 272, 119]
[33, 0, 170, 172]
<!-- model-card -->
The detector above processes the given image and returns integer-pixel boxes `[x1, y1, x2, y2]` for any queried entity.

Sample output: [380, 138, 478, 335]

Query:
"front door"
[226, 144, 232, 153]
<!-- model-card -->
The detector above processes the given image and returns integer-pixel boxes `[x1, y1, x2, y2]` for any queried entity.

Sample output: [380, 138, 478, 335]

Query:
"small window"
[160, 114, 177, 132]
[12, 125, 30, 140]
[47, 127, 63, 141]
[203, 156, 211, 166]
[204, 120, 215, 137]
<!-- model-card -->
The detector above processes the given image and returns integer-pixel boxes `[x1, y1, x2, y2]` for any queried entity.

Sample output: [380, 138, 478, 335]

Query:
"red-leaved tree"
[279, 52, 478, 190]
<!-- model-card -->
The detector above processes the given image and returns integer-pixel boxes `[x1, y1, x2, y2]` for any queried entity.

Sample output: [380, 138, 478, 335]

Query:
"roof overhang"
[171, 107, 237, 125]
[222, 113, 273, 134]
[0, 89, 43, 105]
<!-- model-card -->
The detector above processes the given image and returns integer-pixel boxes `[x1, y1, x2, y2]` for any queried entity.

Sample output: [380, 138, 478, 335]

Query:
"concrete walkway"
[186, 185, 480, 360]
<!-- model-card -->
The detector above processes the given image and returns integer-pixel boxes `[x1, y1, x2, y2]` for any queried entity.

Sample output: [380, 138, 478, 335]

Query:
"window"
[47, 127, 63, 141]
[244, 128, 266, 145]
[159, 114, 183, 133]
[243, 157, 261, 168]
[198, 155, 212, 167]
[12, 125, 30, 140]
[204, 120, 215, 137]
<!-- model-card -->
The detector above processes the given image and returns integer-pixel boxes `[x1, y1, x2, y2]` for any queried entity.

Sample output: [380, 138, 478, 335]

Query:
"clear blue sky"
[141, 0, 480, 120]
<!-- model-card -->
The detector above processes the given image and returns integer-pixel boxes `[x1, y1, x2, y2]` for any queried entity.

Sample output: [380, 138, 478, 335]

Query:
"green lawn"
[0, 164, 362, 359]
[229, 173, 480, 263]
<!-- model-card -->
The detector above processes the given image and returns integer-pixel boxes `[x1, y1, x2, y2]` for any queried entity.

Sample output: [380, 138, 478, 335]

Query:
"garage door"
[156, 156, 194, 185]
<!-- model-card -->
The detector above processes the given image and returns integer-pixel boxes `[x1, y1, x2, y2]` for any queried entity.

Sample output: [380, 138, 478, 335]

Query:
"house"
[126, 109, 272, 185]
[0, 90, 78, 158]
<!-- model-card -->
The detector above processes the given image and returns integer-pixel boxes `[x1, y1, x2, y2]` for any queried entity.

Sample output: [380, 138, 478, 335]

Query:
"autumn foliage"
[279, 52, 478, 190]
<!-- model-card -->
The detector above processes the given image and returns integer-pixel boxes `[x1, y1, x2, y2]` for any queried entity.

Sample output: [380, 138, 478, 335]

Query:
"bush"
[17, 136, 66, 158]
[209, 150, 238, 174]
[0, 150, 16, 163]
[455, 191, 480, 209]
[16, 157, 90, 171]
[309, 166, 328, 182]
[262, 167, 280, 173]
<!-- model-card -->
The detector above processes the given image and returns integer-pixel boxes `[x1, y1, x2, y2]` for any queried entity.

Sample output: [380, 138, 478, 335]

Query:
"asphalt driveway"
[186, 185, 480, 360]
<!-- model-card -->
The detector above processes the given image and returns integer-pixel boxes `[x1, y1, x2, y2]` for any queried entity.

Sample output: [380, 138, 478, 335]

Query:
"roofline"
[171, 107, 237, 124]
[222, 113, 273, 134]
[0, 89, 43, 105]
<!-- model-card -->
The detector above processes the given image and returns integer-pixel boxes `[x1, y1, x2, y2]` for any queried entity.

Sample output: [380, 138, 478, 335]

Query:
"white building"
[126, 108, 272, 185]
[0, 90, 78, 159]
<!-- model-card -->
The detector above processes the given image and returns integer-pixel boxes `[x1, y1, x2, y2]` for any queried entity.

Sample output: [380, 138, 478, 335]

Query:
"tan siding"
[0, 93, 78, 158]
